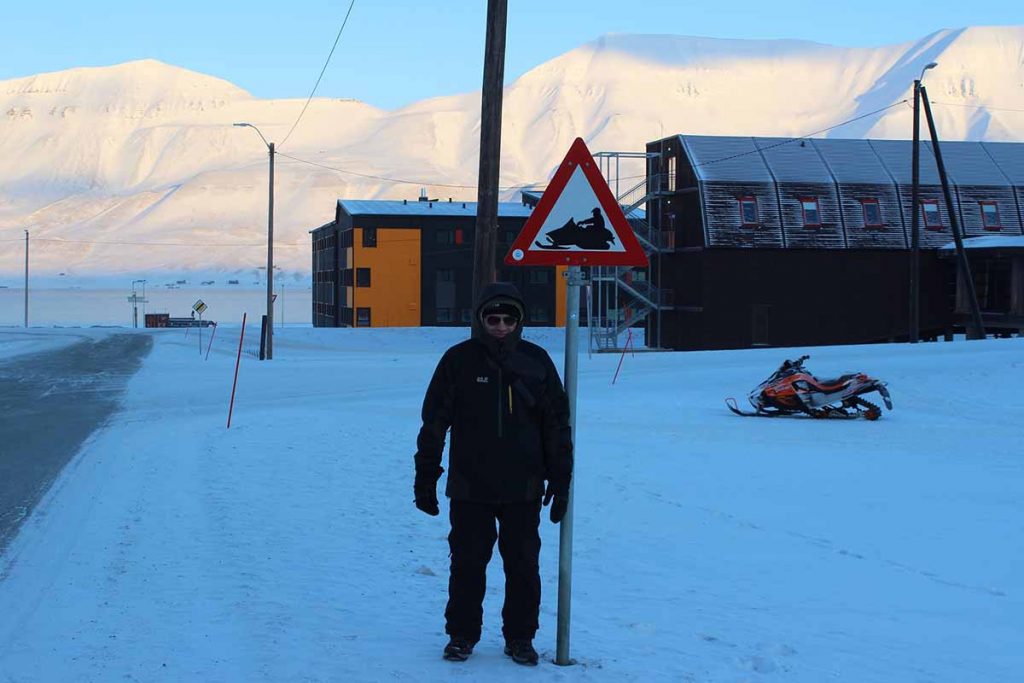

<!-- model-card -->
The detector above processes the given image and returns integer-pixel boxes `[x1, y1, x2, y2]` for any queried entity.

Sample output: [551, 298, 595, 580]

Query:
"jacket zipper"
[497, 366, 503, 438]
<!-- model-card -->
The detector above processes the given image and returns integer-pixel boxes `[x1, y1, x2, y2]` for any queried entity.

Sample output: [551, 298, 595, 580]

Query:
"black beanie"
[480, 297, 524, 322]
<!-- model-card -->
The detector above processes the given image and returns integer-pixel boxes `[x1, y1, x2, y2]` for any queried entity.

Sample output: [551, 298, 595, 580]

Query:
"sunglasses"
[484, 314, 519, 326]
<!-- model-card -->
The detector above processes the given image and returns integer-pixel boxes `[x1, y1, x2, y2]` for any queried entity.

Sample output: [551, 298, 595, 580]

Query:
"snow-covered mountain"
[1, 27, 1023, 279]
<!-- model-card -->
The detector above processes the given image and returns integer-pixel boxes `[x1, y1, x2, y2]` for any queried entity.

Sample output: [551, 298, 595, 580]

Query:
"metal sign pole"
[556, 265, 582, 666]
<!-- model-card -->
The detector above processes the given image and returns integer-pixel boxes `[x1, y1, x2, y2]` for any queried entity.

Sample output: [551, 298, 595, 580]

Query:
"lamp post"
[131, 279, 146, 328]
[909, 61, 937, 344]
[234, 122, 275, 360]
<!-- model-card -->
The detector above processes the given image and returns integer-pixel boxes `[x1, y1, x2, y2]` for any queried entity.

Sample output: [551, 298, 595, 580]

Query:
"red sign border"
[504, 138, 649, 267]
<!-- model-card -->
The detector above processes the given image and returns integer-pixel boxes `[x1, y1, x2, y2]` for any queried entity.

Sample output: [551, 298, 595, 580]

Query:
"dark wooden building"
[310, 198, 566, 327]
[646, 134, 1024, 350]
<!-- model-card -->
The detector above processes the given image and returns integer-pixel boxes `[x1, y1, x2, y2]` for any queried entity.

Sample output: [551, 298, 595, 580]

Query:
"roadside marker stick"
[612, 329, 637, 385]
[205, 322, 218, 361]
[227, 313, 247, 429]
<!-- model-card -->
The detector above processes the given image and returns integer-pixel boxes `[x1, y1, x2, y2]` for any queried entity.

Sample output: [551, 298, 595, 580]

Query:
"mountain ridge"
[1, 26, 1022, 278]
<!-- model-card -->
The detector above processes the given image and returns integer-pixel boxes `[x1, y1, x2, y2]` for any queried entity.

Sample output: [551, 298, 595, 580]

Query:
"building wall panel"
[703, 182, 784, 248]
[838, 182, 907, 249]
[954, 186, 1023, 236]
[352, 227, 421, 326]
[776, 182, 845, 249]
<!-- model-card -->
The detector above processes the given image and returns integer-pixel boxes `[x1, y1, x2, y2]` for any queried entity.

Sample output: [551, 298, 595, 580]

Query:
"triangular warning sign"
[506, 138, 648, 267]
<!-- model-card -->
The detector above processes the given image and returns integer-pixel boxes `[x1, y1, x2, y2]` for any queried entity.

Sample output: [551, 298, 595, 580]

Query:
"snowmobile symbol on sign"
[534, 208, 616, 251]
[506, 138, 647, 267]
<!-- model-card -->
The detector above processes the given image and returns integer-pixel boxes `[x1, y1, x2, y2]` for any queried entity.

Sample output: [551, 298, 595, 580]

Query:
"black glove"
[414, 466, 443, 516]
[543, 483, 568, 524]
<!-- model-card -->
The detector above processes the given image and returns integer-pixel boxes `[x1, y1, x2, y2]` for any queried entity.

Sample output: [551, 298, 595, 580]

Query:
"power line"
[279, 0, 358, 149]
[276, 151, 546, 192]
[929, 100, 1024, 115]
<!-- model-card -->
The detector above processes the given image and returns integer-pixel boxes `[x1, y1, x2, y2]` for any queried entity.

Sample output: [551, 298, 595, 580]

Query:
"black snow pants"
[445, 499, 542, 642]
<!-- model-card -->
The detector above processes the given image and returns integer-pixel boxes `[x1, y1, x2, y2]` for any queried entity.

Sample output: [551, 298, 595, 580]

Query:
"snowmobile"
[726, 355, 892, 420]
[534, 216, 616, 250]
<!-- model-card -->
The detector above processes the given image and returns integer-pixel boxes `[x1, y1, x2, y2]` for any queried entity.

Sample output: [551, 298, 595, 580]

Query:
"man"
[413, 282, 573, 666]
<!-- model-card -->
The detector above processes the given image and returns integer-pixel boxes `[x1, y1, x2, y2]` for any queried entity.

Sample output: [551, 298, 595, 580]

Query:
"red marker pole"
[612, 332, 630, 385]
[205, 322, 218, 361]
[227, 314, 247, 429]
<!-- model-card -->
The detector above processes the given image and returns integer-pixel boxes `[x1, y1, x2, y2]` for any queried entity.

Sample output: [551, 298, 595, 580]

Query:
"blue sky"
[2, 1, 1019, 110]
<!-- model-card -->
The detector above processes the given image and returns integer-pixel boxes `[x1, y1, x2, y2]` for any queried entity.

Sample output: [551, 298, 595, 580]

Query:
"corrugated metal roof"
[754, 137, 833, 182]
[338, 199, 534, 218]
[928, 141, 1010, 185]
[680, 135, 773, 182]
[982, 141, 1024, 184]
[676, 136, 1024, 188]
[867, 139, 942, 184]
[811, 138, 893, 183]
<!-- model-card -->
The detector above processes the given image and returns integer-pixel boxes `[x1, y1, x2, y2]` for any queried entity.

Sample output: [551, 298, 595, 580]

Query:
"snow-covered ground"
[0, 326, 1021, 681]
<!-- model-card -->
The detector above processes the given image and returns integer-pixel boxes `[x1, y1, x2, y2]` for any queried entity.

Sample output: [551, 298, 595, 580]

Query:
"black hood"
[473, 281, 525, 346]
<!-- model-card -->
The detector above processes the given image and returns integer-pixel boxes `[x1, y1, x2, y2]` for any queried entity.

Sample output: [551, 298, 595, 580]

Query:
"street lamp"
[131, 279, 146, 328]
[909, 61, 937, 344]
[234, 122, 276, 360]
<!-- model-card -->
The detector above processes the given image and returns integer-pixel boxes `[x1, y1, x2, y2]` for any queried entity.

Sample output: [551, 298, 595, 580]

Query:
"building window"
[861, 199, 883, 228]
[436, 308, 454, 323]
[527, 269, 551, 285]
[437, 268, 454, 283]
[739, 197, 759, 226]
[800, 198, 821, 227]
[461, 308, 472, 323]
[362, 227, 377, 248]
[529, 307, 549, 323]
[340, 230, 353, 248]
[980, 201, 1001, 230]
[356, 307, 371, 327]
[356, 268, 371, 287]
[668, 156, 677, 192]
[921, 200, 942, 230]
[436, 229, 455, 246]
[341, 268, 354, 286]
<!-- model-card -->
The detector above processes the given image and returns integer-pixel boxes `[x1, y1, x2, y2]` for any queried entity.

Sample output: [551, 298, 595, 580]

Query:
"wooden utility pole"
[471, 0, 508, 311]
[909, 80, 921, 343]
[920, 85, 986, 340]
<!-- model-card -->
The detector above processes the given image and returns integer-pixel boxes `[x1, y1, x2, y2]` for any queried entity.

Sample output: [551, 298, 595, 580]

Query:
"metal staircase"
[588, 159, 675, 352]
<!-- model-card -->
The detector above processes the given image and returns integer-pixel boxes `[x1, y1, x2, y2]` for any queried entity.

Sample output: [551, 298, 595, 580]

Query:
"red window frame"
[860, 198, 883, 228]
[738, 196, 759, 227]
[979, 201, 1001, 231]
[800, 197, 822, 228]
[921, 200, 943, 230]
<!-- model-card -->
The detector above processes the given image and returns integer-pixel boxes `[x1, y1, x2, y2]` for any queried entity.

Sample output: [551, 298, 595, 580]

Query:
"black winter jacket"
[414, 284, 573, 503]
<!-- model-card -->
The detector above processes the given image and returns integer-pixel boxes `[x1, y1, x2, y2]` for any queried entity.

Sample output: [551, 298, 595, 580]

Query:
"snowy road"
[0, 327, 1020, 681]
[0, 333, 152, 549]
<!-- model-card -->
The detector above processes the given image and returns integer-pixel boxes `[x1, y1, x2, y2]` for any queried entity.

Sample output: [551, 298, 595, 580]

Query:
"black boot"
[504, 639, 539, 666]
[443, 636, 477, 662]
